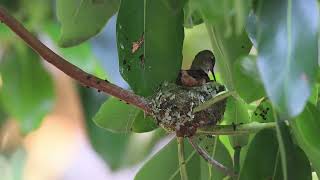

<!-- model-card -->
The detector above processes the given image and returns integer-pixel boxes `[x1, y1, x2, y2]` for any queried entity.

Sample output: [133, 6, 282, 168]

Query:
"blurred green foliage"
[0, 0, 320, 179]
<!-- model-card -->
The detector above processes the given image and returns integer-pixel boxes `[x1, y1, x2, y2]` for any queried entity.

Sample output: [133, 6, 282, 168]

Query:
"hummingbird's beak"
[210, 67, 216, 81]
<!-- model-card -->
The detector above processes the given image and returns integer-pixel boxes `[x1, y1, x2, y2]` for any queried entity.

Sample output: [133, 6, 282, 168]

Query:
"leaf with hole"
[117, 0, 184, 96]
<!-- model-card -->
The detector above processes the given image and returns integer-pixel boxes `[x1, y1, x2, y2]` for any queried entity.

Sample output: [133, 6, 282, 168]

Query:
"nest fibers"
[149, 82, 227, 137]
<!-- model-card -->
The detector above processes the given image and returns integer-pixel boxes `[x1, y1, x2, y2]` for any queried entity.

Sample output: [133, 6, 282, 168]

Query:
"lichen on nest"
[149, 82, 227, 137]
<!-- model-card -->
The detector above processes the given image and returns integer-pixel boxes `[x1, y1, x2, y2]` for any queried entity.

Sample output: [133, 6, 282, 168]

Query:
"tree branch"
[0, 6, 151, 114]
[196, 122, 276, 135]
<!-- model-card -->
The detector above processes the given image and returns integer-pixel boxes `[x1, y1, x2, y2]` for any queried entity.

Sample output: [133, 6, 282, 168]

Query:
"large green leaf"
[56, 0, 119, 47]
[233, 55, 265, 103]
[239, 129, 311, 180]
[116, 0, 185, 96]
[0, 45, 55, 133]
[291, 103, 320, 176]
[135, 139, 200, 180]
[253, 0, 319, 117]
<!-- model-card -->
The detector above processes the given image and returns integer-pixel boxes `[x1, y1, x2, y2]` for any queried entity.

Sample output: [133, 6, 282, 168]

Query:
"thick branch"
[196, 122, 276, 135]
[0, 6, 151, 114]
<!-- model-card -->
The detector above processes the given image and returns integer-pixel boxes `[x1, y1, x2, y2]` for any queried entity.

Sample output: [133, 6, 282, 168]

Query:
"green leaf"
[44, 23, 106, 78]
[251, 98, 274, 123]
[291, 103, 320, 176]
[183, 2, 203, 28]
[56, 0, 119, 47]
[186, 0, 250, 34]
[93, 97, 140, 133]
[254, 0, 319, 117]
[80, 87, 162, 169]
[206, 21, 252, 90]
[223, 97, 250, 148]
[0, 46, 55, 133]
[0, 148, 26, 180]
[197, 136, 233, 180]
[117, 0, 185, 96]
[135, 139, 200, 180]
[93, 97, 157, 133]
[233, 55, 265, 103]
[239, 129, 311, 180]
[132, 111, 158, 133]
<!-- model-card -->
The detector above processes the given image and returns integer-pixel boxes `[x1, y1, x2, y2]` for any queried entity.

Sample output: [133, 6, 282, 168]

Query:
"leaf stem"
[0, 6, 151, 114]
[196, 122, 276, 135]
[177, 137, 188, 180]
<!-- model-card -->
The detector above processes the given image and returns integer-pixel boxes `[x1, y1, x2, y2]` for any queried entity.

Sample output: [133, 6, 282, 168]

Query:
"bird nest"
[149, 82, 227, 137]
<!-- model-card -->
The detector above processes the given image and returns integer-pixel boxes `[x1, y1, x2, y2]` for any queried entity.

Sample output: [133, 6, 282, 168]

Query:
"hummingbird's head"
[190, 50, 215, 74]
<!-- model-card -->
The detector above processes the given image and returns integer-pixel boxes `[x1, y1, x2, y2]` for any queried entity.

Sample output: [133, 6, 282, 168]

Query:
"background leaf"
[239, 128, 311, 180]
[93, 97, 139, 133]
[197, 136, 233, 180]
[0, 45, 55, 133]
[81, 87, 163, 170]
[117, 0, 185, 96]
[56, 0, 119, 47]
[223, 97, 250, 148]
[93, 97, 157, 133]
[135, 138, 200, 180]
[206, 21, 252, 90]
[254, 0, 319, 117]
[291, 103, 320, 176]
[233, 55, 265, 103]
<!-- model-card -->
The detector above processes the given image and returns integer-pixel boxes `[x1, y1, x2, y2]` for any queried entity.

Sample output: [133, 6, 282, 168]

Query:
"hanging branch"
[0, 6, 151, 114]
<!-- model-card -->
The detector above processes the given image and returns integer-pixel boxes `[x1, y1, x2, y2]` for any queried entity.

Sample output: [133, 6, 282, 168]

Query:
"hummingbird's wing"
[176, 70, 210, 87]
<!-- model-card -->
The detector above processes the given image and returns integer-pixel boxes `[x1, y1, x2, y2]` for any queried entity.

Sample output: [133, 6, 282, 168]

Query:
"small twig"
[0, 6, 151, 114]
[188, 137, 237, 178]
[196, 122, 276, 135]
[193, 91, 235, 113]
[177, 137, 188, 180]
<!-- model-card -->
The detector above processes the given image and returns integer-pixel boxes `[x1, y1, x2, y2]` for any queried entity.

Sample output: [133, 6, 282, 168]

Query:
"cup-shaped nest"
[149, 82, 227, 137]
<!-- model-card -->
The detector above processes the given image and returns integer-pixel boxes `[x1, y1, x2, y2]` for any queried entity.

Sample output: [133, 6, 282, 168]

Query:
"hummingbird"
[176, 50, 216, 87]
